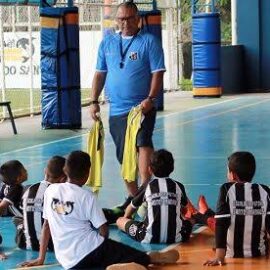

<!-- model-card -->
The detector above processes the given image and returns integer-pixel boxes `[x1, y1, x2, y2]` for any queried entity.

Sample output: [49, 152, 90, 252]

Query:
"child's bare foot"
[198, 195, 209, 214]
[106, 262, 147, 270]
[148, 249, 179, 264]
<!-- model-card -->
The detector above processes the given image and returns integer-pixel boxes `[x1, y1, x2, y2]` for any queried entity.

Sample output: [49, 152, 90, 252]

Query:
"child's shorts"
[125, 219, 193, 243]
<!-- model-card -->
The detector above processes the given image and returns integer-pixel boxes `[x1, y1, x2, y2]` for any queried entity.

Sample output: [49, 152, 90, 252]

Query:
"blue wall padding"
[193, 14, 220, 43]
[193, 44, 220, 69]
[261, 0, 270, 89]
[192, 13, 221, 88]
[40, 7, 81, 129]
[193, 70, 220, 87]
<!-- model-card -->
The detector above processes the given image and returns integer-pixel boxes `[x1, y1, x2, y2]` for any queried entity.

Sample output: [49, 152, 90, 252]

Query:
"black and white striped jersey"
[215, 182, 270, 258]
[131, 177, 188, 243]
[0, 183, 23, 216]
[22, 180, 53, 250]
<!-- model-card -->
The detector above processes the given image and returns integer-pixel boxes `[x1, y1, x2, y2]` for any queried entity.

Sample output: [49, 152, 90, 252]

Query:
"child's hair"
[64, 151, 91, 181]
[150, 149, 174, 177]
[227, 151, 256, 182]
[0, 160, 25, 185]
[47, 156, 66, 179]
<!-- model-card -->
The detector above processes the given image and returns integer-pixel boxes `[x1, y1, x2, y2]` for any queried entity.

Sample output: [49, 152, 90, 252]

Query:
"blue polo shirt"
[96, 29, 165, 116]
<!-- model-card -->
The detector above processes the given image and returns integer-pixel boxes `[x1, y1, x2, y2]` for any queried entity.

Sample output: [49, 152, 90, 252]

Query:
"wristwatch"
[147, 96, 157, 103]
[89, 100, 99, 105]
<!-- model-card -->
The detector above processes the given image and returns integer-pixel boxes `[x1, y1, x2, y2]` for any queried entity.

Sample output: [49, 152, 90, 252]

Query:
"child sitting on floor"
[190, 151, 270, 265]
[0, 160, 27, 260]
[116, 149, 193, 243]
[0, 160, 27, 216]
[20, 151, 179, 270]
[14, 156, 66, 251]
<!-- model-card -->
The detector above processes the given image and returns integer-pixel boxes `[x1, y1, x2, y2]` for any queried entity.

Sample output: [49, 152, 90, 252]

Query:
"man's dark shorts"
[109, 108, 156, 164]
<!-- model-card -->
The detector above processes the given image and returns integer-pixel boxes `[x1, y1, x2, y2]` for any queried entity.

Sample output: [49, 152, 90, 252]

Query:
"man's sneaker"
[184, 199, 198, 219]
[198, 195, 209, 214]
[106, 262, 147, 270]
[148, 249, 179, 264]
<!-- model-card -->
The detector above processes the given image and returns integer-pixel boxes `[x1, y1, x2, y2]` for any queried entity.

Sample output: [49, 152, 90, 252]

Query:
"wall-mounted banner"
[1, 32, 40, 88]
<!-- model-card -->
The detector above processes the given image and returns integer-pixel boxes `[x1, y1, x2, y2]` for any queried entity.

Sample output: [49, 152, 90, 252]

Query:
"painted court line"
[155, 98, 270, 132]
[1, 96, 267, 157]
[156, 96, 242, 119]
[10, 263, 60, 270]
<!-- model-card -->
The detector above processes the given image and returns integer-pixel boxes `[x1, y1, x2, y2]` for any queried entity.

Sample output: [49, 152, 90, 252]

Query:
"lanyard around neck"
[119, 32, 137, 69]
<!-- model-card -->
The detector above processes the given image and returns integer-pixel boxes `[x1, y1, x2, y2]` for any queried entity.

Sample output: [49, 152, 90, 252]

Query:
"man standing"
[90, 2, 165, 200]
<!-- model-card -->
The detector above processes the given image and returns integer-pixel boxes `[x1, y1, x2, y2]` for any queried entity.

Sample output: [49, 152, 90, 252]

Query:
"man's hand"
[89, 104, 101, 121]
[19, 257, 44, 267]
[140, 98, 154, 114]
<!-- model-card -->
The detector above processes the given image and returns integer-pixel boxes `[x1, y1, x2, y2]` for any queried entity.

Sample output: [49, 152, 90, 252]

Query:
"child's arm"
[99, 223, 109, 238]
[124, 203, 137, 218]
[204, 184, 230, 266]
[0, 200, 10, 216]
[204, 248, 226, 266]
[19, 219, 51, 267]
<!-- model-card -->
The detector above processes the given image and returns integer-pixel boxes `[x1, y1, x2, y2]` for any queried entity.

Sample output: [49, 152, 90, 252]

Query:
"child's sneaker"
[103, 208, 125, 224]
[148, 249, 179, 264]
[106, 262, 147, 270]
[198, 195, 209, 214]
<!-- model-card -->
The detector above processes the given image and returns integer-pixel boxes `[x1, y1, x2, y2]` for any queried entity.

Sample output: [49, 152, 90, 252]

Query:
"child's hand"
[203, 258, 224, 266]
[0, 252, 7, 260]
[19, 258, 44, 267]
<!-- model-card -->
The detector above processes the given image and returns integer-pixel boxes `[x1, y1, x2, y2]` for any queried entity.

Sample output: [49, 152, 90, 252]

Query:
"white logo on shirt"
[51, 198, 74, 215]
[129, 52, 138, 61]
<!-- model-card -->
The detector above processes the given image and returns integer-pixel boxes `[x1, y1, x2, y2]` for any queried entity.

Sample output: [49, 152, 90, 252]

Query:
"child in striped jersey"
[204, 151, 270, 266]
[14, 156, 66, 251]
[116, 149, 193, 244]
[0, 160, 27, 217]
[0, 160, 27, 260]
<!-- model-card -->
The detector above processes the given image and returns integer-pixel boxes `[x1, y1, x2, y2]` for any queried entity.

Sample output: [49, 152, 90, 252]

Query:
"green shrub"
[180, 79, 192, 91]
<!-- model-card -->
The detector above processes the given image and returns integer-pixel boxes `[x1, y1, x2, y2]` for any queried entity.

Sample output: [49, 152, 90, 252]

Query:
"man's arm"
[140, 71, 164, 114]
[20, 219, 51, 267]
[90, 71, 107, 121]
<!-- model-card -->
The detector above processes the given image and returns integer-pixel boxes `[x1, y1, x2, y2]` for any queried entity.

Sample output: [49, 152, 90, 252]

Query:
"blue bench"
[0, 101, 17, 134]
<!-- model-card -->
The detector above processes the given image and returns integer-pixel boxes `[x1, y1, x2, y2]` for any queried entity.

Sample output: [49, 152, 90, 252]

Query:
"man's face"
[116, 6, 140, 36]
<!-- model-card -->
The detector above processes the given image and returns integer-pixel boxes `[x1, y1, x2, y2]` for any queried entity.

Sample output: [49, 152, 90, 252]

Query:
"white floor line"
[10, 263, 60, 270]
[1, 96, 268, 157]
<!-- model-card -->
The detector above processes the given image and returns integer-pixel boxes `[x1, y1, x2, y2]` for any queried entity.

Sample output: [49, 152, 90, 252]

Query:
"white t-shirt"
[43, 182, 107, 269]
